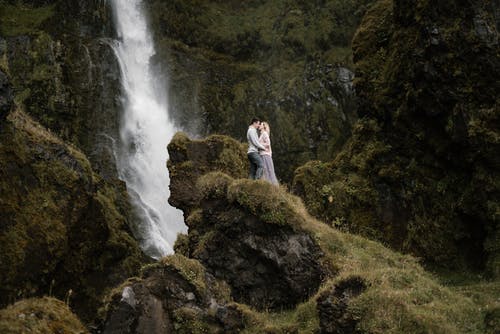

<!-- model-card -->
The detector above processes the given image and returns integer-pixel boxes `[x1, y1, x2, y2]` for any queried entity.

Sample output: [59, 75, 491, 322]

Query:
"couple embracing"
[246, 118, 279, 185]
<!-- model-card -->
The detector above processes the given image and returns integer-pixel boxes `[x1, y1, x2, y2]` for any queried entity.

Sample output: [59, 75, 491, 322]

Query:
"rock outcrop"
[293, 0, 500, 275]
[181, 173, 325, 310]
[100, 132, 491, 333]
[168, 133, 325, 310]
[0, 109, 144, 321]
[167, 132, 248, 215]
[99, 254, 243, 334]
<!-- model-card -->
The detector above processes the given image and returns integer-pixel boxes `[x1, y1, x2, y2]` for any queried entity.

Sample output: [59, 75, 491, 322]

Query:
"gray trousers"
[247, 152, 264, 180]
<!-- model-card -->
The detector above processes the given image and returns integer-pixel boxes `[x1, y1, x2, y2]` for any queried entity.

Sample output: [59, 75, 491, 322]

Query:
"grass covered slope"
[0, 108, 144, 321]
[293, 0, 500, 274]
[0, 297, 88, 334]
[180, 171, 490, 333]
[166, 133, 495, 333]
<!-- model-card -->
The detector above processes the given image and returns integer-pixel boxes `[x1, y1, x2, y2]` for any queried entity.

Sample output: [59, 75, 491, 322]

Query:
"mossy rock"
[1, 0, 123, 179]
[182, 172, 325, 310]
[99, 254, 235, 333]
[104, 126, 498, 332]
[0, 109, 144, 321]
[167, 132, 248, 215]
[0, 297, 87, 334]
[167, 151, 492, 333]
[293, 0, 500, 276]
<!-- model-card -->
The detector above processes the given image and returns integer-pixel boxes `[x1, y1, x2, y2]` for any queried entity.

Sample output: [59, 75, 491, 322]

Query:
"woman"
[258, 121, 279, 185]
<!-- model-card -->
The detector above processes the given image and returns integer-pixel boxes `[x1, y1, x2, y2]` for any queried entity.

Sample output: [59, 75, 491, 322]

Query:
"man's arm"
[249, 128, 266, 150]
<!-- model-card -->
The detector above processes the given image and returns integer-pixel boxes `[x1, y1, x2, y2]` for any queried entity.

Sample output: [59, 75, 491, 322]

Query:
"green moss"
[0, 3, 55, 37]
[174, 233, 190, 257]
[196, 172, 233, 200]
[0, 297, 87, 334]
[172, 307, 220, 334]
[181, 145, 491, 333]
[227, 179, 291, 226]
[161, 254, 209, 296]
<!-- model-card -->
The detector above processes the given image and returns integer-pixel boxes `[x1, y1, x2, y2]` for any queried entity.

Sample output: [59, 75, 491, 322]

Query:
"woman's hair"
[261, 121, 270, 135]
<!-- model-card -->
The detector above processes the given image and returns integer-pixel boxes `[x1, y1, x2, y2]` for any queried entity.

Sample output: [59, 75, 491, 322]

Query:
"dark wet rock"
[0, 69, 13, 120]
[191, 201, 324, 310]
[168, 133, 325, 310]
[317, 276, 367, 334]
[102, 283, 172, 334]
[100, 254, 243, 334]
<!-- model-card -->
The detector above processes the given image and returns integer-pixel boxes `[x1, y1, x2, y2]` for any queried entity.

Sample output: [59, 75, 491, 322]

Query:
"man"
[247, 118, 266, 180]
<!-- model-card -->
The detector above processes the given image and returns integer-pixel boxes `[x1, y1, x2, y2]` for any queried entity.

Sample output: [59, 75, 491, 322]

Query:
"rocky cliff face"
[1, 0, 122, 178]
[293, 0, 500, 275]
[0, 0, 146, 322]
[147, 0, 374, 181]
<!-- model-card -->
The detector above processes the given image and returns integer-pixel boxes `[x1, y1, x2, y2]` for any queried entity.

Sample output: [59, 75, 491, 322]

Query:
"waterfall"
[109, 0, 186, 258]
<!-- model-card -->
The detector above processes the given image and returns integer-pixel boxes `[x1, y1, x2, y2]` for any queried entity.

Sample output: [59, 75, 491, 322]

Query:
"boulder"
[182, 173, 325, 310]
[99, 254, 243, 334]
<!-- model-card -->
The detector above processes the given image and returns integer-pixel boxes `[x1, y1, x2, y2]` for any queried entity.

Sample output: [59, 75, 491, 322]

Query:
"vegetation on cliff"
[0, 107, 145, 321]
[0, 1, 147, 323]
[148, 0, 375, 180]
[0, 0, 122, 177]
[293, 0, 500, 277]
[1, 0, 498, 333]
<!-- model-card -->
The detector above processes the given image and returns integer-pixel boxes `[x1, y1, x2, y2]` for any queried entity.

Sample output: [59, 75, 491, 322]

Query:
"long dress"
[258, 131, 279, 185]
